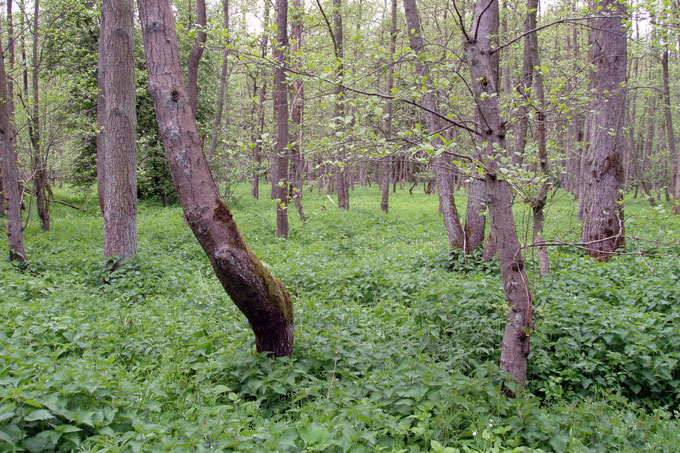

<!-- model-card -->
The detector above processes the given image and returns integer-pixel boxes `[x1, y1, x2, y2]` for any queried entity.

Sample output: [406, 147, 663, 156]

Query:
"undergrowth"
[1, 185, 679, 451]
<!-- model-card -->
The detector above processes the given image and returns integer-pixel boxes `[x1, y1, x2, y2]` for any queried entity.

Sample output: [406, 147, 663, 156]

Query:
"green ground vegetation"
[1, 186, 680, 452]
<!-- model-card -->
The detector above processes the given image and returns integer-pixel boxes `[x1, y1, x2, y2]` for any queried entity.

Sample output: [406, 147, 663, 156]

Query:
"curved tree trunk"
[98, 0, 138, 262]
[466, 0, 532, 390]
[578, 0, 627, 259]
[0, 36, 25, 261]
[138, 0, 294, 357]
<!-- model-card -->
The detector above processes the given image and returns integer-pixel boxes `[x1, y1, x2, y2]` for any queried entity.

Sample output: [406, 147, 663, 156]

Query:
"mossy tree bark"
[138, 0, 294, 357]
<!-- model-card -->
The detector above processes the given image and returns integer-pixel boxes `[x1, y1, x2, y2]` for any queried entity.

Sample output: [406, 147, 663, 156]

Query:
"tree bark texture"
[187, 0, 206, 115]
[403, 0, 465, 249]
[466, 0, 533, 390]
[464, 125, 487, 254]
[273, 0, 290, 238]
[98, 0, 138, 261]
[578, 0, 627, 259]
[138, 0, 294, 357]
[0, 37, 26, 261]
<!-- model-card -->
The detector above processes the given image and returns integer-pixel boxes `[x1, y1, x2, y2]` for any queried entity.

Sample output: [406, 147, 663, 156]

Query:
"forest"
[0, 0, 679, 450]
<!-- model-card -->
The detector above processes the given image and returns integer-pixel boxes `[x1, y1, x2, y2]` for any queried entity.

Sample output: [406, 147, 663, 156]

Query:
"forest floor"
[1, 184, 680, 451]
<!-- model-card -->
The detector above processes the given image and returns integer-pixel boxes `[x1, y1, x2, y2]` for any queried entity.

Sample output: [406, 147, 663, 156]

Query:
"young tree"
[332, 0, 349, 210]
[250, 0, 270, 200]
[30, 0, 50, 231]
[0, 36, 25, 261]
[664, 51, 679, 214]
[97, 0, 138, 262]
[272, 0, 290, 238]
[138, 0, 294, 356]
[521, 0, 550, 275]
[380, 0, 397, 214]
[403, 0, 465, 250]
[290, 0, 305, 221]
[207, 0, 231, 161]
[187, 0, 206, 115]
[465, 0, 533, 390]
[578, 0, 627, 258]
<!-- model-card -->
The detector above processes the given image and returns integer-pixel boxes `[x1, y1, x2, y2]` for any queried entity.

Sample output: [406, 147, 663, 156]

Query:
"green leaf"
[297, 423, 329, 446]
[0, 430, 15, 445]
[0, 412, 15, 423]
[23, 430, 60, 452]
[213, 384, 230, 394]
[24, 409, 54, 422]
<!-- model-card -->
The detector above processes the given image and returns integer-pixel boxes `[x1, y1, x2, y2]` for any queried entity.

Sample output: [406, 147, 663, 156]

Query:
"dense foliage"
[1, 186, 679, 451]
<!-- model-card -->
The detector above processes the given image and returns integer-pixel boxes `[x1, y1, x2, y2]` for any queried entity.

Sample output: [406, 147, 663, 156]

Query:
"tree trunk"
[569, 25, 583, 197]
[464, 122, 487, 253]
[465, 0, 532, 390]
[578, 0, 626, 259]
[273, 0, 290, 238]
[207, 0, 230, 160]
[1, 1, 16, 217]
[0, 36, 26, 261]
[187, 0, 206, 115]
[380, 0, 397, 214]
[98, 0, 138, 262]
[526, 0, 550, 275]
[664, 51, 679, 213]
[97, 3, 107, 213]
[403, 0, 465, 249]
[290, 0, 305, 221]
[138, 0, 294, 357]
[512, 0, 535, 166]
[31, 0, 50, 231]
[641, 102, 657, 206]
[251, 0, 270, 199]
[333, 0, 349, 210]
